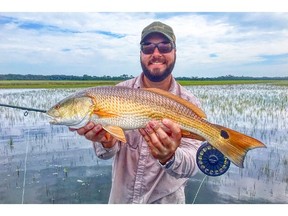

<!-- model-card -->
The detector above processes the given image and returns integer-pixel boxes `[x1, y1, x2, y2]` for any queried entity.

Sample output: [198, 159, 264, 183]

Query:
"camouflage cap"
[140, 21, 176, 44]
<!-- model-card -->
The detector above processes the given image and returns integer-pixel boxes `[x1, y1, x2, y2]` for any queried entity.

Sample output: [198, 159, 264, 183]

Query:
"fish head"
[47, 96, 94, 128]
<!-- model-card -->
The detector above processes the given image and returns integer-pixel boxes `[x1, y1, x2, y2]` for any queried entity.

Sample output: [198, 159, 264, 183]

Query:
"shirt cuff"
[93, 141, 118, 158]
[158, 155, 175, 169]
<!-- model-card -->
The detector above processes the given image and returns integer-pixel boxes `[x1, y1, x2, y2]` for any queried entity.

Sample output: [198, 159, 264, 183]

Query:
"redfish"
[47, 86, 266, 168]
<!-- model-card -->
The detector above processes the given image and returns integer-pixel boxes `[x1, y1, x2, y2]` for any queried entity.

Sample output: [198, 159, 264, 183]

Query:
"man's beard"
[141, 55, 176, 82]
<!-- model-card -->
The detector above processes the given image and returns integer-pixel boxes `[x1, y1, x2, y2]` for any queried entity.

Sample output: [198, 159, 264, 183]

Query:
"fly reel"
[196, 141, 230, 176]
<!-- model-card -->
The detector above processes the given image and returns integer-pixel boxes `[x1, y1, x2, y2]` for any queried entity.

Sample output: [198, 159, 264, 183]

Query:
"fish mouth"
[45, 112, 57, 122]
[47, 116, 62, 125]
[45, 112, 64, 125]
[49, 119, 58, 124]
[46, 112, 90, 129]
[45, 113, 53, 119]
[48, 117, 78, 127]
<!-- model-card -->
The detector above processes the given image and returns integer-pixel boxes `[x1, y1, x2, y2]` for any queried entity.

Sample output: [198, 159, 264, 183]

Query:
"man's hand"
[69, 122, 116, 148]
[139, 118, 181, 164]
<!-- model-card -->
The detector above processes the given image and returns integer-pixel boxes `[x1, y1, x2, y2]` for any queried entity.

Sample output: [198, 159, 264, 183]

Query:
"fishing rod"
[0, 103, 46, 203]
[0, 103, 47, 116]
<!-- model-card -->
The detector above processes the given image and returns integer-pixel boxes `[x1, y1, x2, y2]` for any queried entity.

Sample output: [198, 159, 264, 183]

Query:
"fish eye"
[55, 104, 61, 109]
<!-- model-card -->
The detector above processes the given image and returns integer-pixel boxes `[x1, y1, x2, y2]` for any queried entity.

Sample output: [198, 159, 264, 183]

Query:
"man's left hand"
[139, 118, 181, 164]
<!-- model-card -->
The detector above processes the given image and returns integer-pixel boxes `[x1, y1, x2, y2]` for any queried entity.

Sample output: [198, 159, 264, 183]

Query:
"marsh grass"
[0, 84, 287, 203]
[0, 79, 287, 89]
[186, 84, 288, 203]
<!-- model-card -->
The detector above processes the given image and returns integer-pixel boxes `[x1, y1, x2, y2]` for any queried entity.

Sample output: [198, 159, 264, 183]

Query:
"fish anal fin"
[145, 88, 207, 119]
[181, 130, 205, 141]
[103, 125, 127, 143]
[212, 124, 266, 168]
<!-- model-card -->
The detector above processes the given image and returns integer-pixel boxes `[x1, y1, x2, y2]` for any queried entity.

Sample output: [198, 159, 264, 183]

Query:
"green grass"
[177, 80, 288, 86]
[0, 80, 121, 89]
[0, 79, 287, 89]
[271, 80, 288, 86]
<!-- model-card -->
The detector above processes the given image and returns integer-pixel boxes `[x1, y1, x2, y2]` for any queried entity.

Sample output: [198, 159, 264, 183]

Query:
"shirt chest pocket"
[124, 130, 144, 151]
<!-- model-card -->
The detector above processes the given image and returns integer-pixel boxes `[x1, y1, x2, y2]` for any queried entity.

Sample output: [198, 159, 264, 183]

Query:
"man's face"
[140, 33, 176, 82]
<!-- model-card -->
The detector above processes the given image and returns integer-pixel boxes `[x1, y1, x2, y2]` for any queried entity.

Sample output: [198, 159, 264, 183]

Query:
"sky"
[0, 12, 288, 78]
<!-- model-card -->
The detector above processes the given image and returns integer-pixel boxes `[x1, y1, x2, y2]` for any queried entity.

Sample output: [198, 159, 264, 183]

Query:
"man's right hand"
[69, 122, 117, 148]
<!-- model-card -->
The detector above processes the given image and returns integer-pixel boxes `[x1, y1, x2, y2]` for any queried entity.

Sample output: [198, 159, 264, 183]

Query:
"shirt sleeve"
[163, 138, 201, 178]
[93, 141, 120, 160]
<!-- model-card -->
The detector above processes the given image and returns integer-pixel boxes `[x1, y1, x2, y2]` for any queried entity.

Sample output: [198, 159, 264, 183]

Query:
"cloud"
[0, 12, 287, 77]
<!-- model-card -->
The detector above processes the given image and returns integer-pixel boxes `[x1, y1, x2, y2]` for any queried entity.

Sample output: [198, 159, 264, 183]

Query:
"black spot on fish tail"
[220, 130, 229, 139]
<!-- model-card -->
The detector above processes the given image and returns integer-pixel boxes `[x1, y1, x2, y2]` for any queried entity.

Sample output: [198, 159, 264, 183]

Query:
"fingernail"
[162, 119, 169, 125]
[69, 127, 75, 132]
[86, 123, 94, 130]
[149, 121, 157, 128]
[96, 125, 104, 131]
[145, 125, 153, 134]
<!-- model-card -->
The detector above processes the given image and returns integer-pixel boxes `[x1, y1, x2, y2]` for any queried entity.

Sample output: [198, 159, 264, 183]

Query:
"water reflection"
[0, 85, 287, 204]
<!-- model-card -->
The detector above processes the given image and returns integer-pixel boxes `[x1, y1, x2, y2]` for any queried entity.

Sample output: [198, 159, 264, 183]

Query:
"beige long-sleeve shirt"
[93, 73, 202, 204]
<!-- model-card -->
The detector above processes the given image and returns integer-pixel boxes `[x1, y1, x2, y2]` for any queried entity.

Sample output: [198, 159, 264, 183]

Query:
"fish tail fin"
[213, 124, 266, 168]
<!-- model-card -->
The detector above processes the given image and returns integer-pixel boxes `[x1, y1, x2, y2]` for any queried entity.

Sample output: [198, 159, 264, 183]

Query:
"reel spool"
[196, 141, 230, 176]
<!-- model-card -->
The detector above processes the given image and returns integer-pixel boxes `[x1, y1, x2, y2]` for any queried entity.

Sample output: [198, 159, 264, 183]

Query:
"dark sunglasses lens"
[141, 44, 155, 54]
[141, 42, 173, 54]
[158, 43, 173, 53]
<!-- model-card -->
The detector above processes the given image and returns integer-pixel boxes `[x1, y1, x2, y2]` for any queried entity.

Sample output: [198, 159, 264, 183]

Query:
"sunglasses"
[140, 42, 175, 55]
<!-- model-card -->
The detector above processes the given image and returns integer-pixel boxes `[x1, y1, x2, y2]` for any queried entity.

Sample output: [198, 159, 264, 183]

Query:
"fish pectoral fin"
[181, 130, 206, 141]
[94, 109, 118, 118]
[102, 125, 127, 143]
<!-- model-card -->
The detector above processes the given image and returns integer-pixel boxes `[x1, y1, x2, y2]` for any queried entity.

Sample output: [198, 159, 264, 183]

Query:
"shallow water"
[0, 85, 287, 204]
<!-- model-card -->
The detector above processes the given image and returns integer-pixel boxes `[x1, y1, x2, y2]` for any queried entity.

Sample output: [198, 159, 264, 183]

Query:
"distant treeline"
[0, 74, 134, 81]
[0, 74, 287, 81]
[176, 75, 288, 81]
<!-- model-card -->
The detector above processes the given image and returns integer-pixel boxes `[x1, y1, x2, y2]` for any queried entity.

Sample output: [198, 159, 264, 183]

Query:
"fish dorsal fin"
[145, 88, 207, 118]
[102, 125, 127, 143]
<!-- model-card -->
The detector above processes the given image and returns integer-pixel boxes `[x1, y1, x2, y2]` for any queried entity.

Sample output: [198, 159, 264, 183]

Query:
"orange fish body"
[47, 86, 266, 168]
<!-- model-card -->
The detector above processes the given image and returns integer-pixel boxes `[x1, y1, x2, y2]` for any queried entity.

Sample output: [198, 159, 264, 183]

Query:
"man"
[74, 21, 203, 203]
